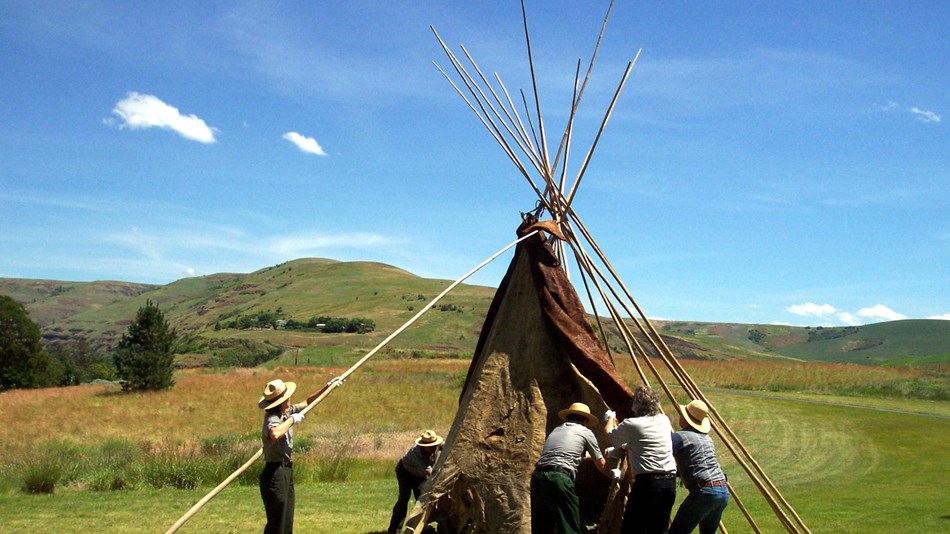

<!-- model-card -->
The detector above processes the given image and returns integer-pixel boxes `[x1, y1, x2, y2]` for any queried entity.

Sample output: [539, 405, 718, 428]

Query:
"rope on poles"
[164, 229, 540, 534]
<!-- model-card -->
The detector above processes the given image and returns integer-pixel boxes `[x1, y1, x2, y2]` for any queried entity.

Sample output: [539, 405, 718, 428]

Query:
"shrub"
[140, 456, 204, 490]
[21, 462, 61, 494]
[314, 444, 354, 483]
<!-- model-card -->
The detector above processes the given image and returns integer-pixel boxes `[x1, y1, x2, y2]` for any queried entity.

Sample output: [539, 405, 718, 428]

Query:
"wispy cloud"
[283, 131, 327, 156]
[788, 301, 910, 325]
[110, 92, 219, 143]
[0, 190, 114, 212]
[878, 101, 941, 123]
[102, 225, 397, 278]
[909, 107, 941, 123]
[929, 313, 950, 321]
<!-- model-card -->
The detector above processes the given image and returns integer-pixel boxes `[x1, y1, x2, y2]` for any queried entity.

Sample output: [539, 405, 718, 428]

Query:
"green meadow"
[1, 358, 947, 533]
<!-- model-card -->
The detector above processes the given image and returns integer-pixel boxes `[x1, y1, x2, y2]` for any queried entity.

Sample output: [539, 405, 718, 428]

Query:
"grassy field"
[1, 359, 948, 533]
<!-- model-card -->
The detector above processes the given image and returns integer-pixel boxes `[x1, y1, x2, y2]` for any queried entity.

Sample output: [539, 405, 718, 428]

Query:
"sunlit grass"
[1, 358, 948, 532]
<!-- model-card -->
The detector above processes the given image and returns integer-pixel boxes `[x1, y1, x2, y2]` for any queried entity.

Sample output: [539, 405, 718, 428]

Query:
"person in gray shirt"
[258, 376, 342, 534]
[532, 402, 620, 534]
[388, 430, 444, 534]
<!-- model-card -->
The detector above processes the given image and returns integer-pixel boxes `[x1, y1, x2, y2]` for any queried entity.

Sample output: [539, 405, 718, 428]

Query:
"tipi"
[403, 2, 811, 533]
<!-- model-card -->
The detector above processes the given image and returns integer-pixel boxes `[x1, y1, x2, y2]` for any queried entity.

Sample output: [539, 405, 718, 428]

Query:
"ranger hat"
[258, 379, 296, 410]
[558, 402, 598, 427]
[415, 430, 445, 447]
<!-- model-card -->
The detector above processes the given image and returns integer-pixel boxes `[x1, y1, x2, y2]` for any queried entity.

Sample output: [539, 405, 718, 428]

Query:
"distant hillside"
[659, 320, 950, 365]
[3, 259, 949, 366]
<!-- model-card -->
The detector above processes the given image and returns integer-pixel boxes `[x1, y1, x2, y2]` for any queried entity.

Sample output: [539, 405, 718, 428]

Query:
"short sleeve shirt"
[535, 422, 604, 479]
[262, 405, 300, 463]
[607, 413, 675, 475]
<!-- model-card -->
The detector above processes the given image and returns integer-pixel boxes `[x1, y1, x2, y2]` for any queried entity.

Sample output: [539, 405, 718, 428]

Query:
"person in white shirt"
[605, 385, 677, 534]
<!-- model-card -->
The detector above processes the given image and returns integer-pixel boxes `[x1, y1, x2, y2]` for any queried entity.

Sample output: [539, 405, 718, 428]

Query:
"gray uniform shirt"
[535, 422, 604, 479]
[607, 413, 676, 475]
[262, 405, 300, 463]
[399, 444, 439, 478]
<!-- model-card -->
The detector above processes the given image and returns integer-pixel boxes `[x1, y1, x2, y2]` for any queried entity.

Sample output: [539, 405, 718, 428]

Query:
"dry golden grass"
[0, 361, 467, 463]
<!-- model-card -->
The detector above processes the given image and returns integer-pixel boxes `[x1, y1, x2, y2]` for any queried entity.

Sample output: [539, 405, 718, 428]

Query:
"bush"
[314, 444, 354, 483]
[140, 456, 204, 490]
[21, 462, 61, 494]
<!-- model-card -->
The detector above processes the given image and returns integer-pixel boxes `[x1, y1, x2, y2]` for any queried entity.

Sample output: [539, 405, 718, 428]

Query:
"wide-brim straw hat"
[415, 430, 445, 447]
[558, 402, 598, 427]
[680, 399, 711, 433]
[259, 379, 296, 410]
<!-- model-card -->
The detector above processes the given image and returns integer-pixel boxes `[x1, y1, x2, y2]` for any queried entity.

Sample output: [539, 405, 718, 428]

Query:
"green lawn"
[2, 391, 946, 533]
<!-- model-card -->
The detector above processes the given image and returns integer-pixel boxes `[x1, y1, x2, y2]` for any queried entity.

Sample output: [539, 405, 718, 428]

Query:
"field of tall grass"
[1, 357, 948, 532]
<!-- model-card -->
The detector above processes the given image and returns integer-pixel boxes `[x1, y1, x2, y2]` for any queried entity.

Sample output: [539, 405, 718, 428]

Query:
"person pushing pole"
[257, 376, 343, 534]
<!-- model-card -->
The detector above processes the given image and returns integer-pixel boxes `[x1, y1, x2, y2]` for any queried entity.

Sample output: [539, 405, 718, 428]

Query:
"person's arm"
[266, 416, 299, 441]
[293, 376, 345, 411]
[604, 409, 618, 434]
[671, 432, 684, 455]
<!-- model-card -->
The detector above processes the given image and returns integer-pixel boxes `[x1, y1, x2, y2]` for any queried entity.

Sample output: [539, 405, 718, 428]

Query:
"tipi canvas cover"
[403, 221, 634, 533]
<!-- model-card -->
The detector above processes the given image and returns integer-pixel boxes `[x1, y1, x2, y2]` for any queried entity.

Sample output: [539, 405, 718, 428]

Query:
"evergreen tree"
[0, 295, 53, 390]
[113, 300, 177, 391]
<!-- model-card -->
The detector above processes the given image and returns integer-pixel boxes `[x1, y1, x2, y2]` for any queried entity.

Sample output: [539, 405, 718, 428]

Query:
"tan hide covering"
[403, 228, 634, 533]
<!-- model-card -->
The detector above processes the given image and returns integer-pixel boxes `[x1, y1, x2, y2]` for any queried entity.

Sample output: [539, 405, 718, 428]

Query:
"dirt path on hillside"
[706, 387, 950, 420]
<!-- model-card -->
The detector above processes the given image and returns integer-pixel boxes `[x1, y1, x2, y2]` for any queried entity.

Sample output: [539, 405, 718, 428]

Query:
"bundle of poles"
[430, 1, 811, 532]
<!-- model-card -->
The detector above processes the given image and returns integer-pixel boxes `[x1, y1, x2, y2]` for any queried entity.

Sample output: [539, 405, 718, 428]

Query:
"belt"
[636, 472, 676, 480]
[537, 464, 574, 480]
[266, 460, 293, 468]
[698, 479, 728, 488]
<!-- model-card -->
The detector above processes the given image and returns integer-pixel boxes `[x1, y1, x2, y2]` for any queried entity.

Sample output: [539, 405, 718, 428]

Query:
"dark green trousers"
[260, 463, 295, 534]
[531, 469, 581, 534]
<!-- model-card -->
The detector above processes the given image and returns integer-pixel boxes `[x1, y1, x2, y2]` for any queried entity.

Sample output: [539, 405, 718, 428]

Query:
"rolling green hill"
[3, 258, 949, 366]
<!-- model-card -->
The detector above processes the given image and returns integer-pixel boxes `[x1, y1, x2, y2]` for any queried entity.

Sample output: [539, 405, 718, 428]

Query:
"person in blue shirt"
[669, 400, 729, 534]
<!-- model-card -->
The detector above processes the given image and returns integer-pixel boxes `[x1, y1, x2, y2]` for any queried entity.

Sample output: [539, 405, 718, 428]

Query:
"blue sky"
[1, 1, 946, 327]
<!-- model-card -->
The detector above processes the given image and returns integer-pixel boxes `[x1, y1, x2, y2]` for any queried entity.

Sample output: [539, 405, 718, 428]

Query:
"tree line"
[1, 296, 378, 393]
[1, 296, 176, 392]
[216, 311, 376, 334]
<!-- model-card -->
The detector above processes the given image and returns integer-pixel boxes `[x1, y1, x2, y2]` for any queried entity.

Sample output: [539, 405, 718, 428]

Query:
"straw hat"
[258, 379, 296, 410]
[415, 430, 444, 448]
[558, 402, 598, 427]
[680, 399, 711, 433]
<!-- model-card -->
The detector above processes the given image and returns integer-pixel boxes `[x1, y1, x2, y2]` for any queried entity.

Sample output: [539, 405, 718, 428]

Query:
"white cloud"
[878, 101, 941, 123]
[928, 314, 950, 321]
[111, 92, 218, 143]
[787, 302, 836, 318]
[857, 304, 907, 323]
[909, 107, 941, 123]
[283, 131, 327, 156]
[836, 312, 861, 326]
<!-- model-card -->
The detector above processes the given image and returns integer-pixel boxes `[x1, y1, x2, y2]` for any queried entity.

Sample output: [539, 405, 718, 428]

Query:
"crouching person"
[532, 402, 621, 534]
[388, 430, 445, 534]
